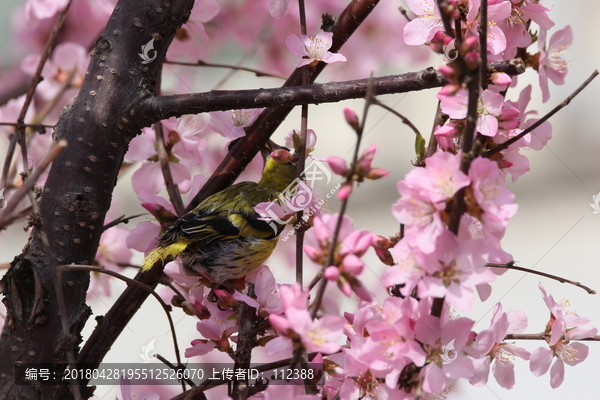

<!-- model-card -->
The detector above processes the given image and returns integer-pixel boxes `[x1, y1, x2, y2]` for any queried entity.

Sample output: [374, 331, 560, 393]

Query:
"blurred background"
[0, 0, 599, 399]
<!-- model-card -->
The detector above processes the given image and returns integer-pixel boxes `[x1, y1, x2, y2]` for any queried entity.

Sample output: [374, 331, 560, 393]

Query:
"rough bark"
[0, 0, 194, 398]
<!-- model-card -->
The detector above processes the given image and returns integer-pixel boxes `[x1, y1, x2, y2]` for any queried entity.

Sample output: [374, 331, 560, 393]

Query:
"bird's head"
[259, 141, 298, 192]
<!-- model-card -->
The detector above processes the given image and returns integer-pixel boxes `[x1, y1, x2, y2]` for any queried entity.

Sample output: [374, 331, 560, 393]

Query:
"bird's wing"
[168, 182, 283, 244]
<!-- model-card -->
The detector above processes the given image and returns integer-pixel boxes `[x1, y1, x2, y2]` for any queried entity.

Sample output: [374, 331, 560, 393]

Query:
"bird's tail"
[141, 240, 190, 271]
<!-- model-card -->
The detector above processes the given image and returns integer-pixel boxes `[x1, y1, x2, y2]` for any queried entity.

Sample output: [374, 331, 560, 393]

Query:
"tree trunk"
[0, 0, 194, 398]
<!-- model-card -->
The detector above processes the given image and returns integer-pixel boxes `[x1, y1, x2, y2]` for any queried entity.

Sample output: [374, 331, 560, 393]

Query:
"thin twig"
[310, 76, 375, 320]
[232, 283, 259, 399]
[446, 51, 481, 234]
[425, 102, 447, 158]
[486, 262, 596, 295]
[154, 68, 185, 216]
[288, 3, 318, 395]
[164, 59, 285, 80]
[0, 122, 53, 130]
[0, 0, 73, 191]
[436, 73, 480, 318]
[155, 353, 194, 391]
[0, 206, 32, 228]
[436, 0, 456, 39]
[398, 7, 411, 22]
[505, 334, 600, 341]
[35, 67, 78, 123]
[479, 0, 488, 89]
[102, 213, 146, 232]
[454, 18, 462, 46]
[0, 140, 67, 229]
[295, 0, 310, 288]
[56, 265, 185, 371]
[155, 121, 185, 216]
[372, 98, 422, 138]
[485, 69, 599, 157]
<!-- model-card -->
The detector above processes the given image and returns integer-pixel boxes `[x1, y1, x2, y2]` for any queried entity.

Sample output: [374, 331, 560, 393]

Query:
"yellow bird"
[141, 144, 298, 284]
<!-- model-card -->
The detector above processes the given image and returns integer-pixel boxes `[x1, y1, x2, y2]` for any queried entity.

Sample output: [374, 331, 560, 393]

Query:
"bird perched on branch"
[141, 141, 298, 285]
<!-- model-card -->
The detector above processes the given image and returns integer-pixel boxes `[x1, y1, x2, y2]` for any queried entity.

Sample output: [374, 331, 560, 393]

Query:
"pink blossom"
[166, 0, 219, 59]
[90, 225, 132, 298]
[468, 157, 518, 239]
[433, 120, 461, 151]
[304, 214, 373, 301]
[467, 0, 512, 55]
[166, 114, 208, 164]
[490, 72, 512, 86]
[538, 26, 572, 103]
[418, 231, 497, 311]
[415, 314, 476, 393]
[126, 126, 193, 198]
[338, 349, 406, 399]
[126, 221, 161, 254]
[326, 156, 348, 177]
[392, 185, 445, 254]
[131, 161, 191, 198]
[409, 150, 470, 202]
[356, 144, 389, 180]
[183, 0, 220, 42]
[529, 283, 597, 388]
[246, 266, 284, 314]
[497, 103, 520, 131]
[470, 303, 530, 389]
[286, 32, 346, 68]
[305, 213, 353, 253]
[499, 0, 554, 61]
[284, 128, 317, 153]
[287, 308, 346, 354]
[359, 299, 427, 377]
[382, 238, 425, 296]
[392, 151, 469, 253]
[0, 95, 36, 136]
[499, 85, 552, 154]
[209, 109, 261, 140]
[278, 282, 309, 311]
[403, 0, 444, 46]
[20, 42, 88, 101]
[494, 85, 552, 182]
[343, 107, 360, 131]
[439, 88, 505, 137]
[186, 302, 237, 357]
[336, 181, 353, 200]
[162, 261, 206, 313]
[326, 144, 388, 200]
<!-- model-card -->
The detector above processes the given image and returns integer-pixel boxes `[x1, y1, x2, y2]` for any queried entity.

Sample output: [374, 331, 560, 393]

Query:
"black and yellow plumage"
[141, 146, 298, 283]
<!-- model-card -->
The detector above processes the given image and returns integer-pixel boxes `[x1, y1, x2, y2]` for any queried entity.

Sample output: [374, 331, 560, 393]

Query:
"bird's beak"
[261, 139, 281, 160]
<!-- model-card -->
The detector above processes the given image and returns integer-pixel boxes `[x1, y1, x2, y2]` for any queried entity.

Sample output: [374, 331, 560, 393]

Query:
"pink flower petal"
[286, 34, 309, 58]
[530, 346, 553, 377]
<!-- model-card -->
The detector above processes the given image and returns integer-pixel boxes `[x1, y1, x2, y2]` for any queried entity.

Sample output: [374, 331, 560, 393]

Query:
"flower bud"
[343, 107, 360, 132]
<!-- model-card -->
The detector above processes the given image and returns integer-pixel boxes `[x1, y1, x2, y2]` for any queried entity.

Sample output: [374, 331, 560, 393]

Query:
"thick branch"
[146, 60, 524, 122]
